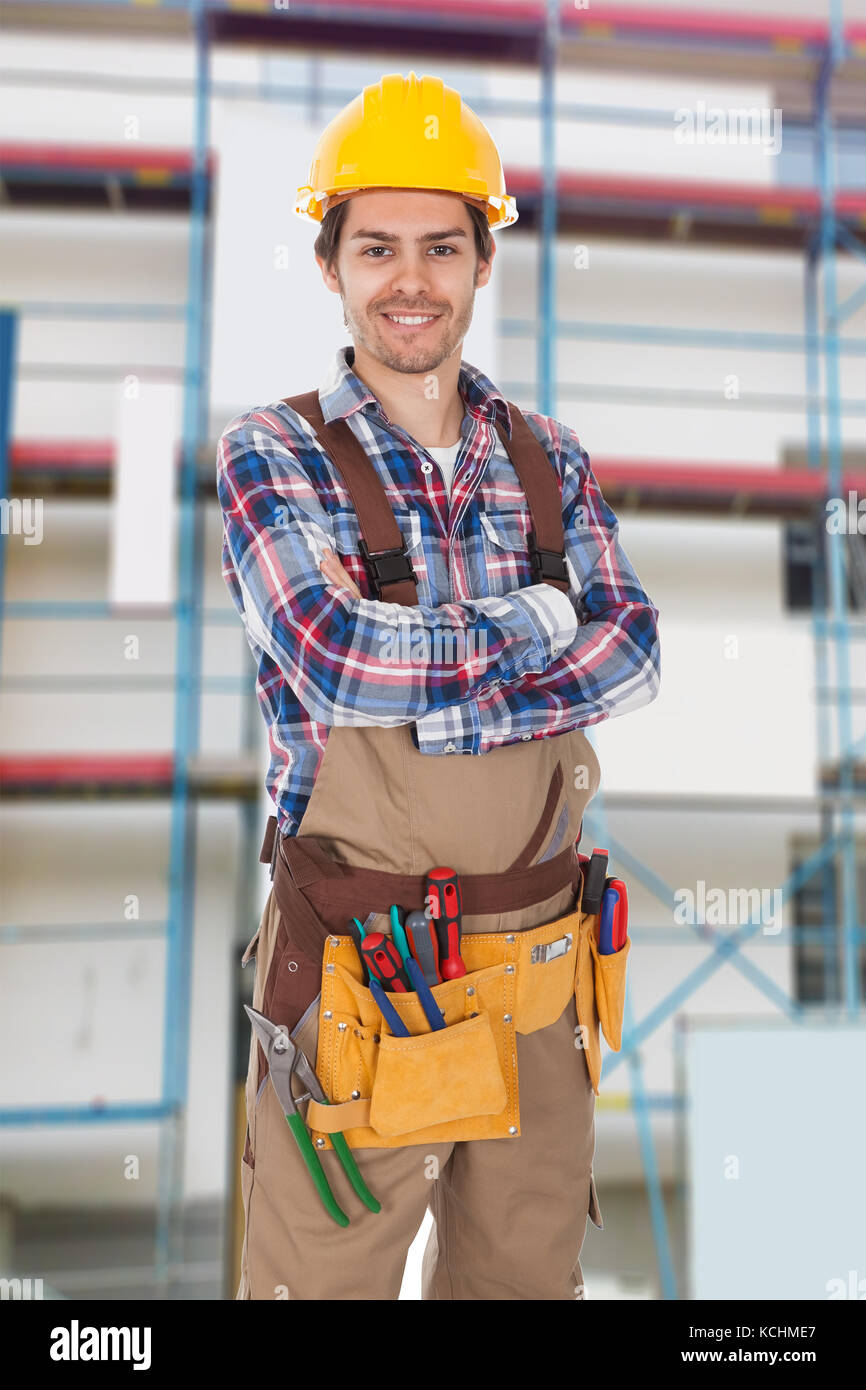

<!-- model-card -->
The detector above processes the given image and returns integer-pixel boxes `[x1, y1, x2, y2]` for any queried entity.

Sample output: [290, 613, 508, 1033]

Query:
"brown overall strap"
[282, 390, 420, 606]
[281, 390, 569, 601]
[494, 410, 569, 594]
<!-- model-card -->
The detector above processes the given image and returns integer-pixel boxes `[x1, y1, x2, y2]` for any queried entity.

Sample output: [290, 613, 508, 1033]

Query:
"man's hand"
[319, 546, 363, 599]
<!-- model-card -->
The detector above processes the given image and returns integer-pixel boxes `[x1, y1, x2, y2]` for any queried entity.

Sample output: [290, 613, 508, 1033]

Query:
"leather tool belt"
[250, 819, 629, 1147]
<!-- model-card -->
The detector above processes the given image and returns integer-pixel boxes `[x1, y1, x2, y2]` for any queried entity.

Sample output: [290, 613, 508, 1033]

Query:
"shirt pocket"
[328, 507, 426, 602]
[479, 508, 534, 595]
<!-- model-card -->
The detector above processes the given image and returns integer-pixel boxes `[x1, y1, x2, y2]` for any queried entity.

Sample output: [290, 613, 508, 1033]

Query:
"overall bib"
[236, 392, 628, 1301]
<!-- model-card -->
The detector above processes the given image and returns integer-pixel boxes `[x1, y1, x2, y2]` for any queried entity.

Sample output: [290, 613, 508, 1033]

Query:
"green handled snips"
[244, 1005, 380, 1226]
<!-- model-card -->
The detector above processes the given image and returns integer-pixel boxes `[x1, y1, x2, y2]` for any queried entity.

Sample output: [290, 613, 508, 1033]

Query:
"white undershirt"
[422, 440, 462, 497]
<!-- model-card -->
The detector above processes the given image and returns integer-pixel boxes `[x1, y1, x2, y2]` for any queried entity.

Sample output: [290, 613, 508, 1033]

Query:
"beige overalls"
[235, 393, 628, 1301]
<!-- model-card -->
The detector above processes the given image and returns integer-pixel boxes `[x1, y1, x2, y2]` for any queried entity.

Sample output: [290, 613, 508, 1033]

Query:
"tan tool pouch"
[306, 907, 587, 1149]
[574, 905, 631, 1095]
[245, 867, 631, 1153]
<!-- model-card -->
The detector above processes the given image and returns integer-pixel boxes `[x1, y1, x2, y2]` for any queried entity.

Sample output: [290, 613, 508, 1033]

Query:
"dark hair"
[313, 198, 494, 270]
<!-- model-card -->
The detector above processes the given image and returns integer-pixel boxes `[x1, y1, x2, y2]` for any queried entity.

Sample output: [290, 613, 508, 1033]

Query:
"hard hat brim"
[294, 184, 518, 229]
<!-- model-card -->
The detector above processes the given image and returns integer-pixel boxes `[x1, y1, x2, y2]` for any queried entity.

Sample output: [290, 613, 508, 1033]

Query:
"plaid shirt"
[217, 346, 661, 835]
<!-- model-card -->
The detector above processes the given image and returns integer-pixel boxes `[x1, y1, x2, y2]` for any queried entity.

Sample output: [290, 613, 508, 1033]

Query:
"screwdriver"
[361, 932, 412, 992]
[368, 977, 411, 1037]
[581, 849, 609, 916]
[425, 867, 466, 980]
[405, 909, 441, 985]
[347, 916, 370, 983]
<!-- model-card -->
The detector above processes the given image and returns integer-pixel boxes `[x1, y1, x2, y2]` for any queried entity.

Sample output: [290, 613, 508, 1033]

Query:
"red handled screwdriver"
[361, 932, 411, 992]
[425, 867, 466, 980]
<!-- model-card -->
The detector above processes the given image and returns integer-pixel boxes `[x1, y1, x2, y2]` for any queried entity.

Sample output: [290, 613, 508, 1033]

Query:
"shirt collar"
[318, 344, 513, 439]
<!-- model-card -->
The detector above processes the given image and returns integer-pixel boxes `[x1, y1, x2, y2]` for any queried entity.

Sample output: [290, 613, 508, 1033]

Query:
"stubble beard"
[339, 275, 476, 376]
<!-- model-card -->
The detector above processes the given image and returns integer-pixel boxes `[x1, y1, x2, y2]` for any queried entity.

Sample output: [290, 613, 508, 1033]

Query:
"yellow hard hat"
[294, 71, 518, 229]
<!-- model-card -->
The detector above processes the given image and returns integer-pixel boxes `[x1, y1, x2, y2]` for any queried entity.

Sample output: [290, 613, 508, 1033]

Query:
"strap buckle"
[358, 536, 417, 598]
[527, 529, 568, 586]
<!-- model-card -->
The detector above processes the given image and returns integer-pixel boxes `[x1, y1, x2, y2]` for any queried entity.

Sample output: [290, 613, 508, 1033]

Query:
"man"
[218, 72, 660, 1301]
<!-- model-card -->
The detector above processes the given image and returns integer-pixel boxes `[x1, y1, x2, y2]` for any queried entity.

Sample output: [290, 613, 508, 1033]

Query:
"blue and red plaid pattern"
[217, 346, 661, 834]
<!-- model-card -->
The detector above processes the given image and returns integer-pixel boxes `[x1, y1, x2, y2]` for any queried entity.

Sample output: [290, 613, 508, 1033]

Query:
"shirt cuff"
[411, 585, 576, 756]
[507, 582, 578, 663]
[413, 700, 482, 756]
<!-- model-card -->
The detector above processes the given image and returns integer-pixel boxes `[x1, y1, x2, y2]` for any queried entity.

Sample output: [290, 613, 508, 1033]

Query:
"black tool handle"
[362, 932, 411, 992]
[581, 849, 609, 915]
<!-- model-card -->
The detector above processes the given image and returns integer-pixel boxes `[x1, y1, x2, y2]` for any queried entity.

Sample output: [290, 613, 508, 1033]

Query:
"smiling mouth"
[381, 312, 441, 330]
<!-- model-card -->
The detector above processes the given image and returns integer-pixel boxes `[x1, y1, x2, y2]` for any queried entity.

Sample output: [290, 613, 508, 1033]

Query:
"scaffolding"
[1, 0, 864, 1299]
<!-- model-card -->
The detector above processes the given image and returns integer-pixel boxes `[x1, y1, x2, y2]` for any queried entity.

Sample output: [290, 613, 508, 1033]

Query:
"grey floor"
[4, 1184, 684, 1301]
[4, 1199, 228, 1301]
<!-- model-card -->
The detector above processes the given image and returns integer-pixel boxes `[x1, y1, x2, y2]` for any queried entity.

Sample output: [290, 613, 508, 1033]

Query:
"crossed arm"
[217, 409, 578, 729]
[217, 408, 660, 747]
[412, 427, 661, 753]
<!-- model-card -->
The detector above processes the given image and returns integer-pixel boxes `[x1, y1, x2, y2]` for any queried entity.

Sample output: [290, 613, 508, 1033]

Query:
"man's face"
[317, 190, 494, 375]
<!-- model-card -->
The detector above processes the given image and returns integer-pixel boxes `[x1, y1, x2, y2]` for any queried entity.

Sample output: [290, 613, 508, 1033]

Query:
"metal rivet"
[351, 1090, 361, 1100]
[508, 1125, 518, 1136]
[337, 1021, 347, 1032]
[325, 963, 335, 973]
[329, 936, 340, 947]
[505, 964, 515, 974]
[503, 1013, 512, 1023]
[315, 1137, 326, 1148]
[505, 935, 515, 944]
[323, 1010, 333, 1020]
[466, 986, 475, 996]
